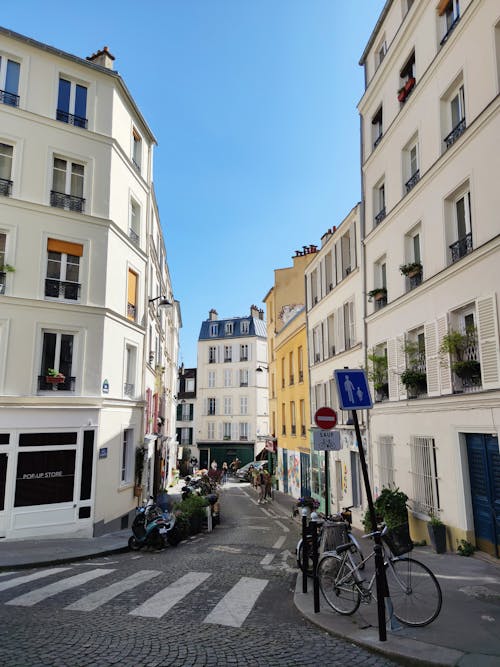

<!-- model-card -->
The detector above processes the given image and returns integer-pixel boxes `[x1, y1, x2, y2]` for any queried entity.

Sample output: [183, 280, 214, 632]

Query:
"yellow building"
[263, 245, 318, 499]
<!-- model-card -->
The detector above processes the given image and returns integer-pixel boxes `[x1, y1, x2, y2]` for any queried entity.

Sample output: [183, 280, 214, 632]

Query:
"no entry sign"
[314, 406, 337, 430]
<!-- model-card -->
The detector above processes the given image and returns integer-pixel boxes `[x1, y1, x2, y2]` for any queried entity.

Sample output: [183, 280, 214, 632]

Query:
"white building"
[305, 205, 367, 523]
[0, 28, 179, 538]
[195, 306, 268, 469]
[359, 0, 500, 556]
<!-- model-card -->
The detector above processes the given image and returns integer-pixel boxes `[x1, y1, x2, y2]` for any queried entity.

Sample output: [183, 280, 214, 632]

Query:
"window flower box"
[399, 262, 422, 278]
[367, 287, 387, 302]
[45, 369, 65, 384]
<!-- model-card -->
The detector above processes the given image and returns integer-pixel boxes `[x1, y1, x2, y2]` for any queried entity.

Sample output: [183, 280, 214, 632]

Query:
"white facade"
[0, 29, 179, 538]
[195, 307, 268, 468]
[359, 0, 500, 554]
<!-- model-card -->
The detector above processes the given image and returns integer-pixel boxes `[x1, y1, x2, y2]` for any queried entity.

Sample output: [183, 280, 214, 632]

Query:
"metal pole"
[352, 409, 388, 642]
[311, 513, 320, 613]
[324, 450, 330, 517]
[302, 510, 308, 594]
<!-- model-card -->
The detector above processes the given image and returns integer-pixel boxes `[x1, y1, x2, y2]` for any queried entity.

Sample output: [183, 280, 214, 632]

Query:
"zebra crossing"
[0, 567, 269, 627]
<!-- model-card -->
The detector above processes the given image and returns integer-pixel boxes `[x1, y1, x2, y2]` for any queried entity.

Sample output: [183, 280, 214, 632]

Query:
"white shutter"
[387, 339, 398, 400]
[336, 307, 345, 353]
[396, 335, 407, 400]
[349, 298, 356, 345]
[424, 321, 440, 396]
[349, 224, 357, 270]
[437, 315, 452, 395]
[477, 295, 500, 389]
[218, 422, 222, 439]
[248, 343, 252, 361]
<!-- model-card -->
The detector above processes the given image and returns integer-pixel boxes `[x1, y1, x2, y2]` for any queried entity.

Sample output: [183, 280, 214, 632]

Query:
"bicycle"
[317, 523, 442, 627]
[296, 506, 365, 577]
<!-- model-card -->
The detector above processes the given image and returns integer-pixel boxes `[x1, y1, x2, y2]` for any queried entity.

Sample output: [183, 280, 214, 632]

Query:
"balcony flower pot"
[368, 287, 387, 302]
[399, 262, 422, 278]
[400, 369, 427, 393]
[398, 87, 407, 103]
[452, 359, 481, 380]
[427, 517, 447, 553]
[45, 369, 65, 384]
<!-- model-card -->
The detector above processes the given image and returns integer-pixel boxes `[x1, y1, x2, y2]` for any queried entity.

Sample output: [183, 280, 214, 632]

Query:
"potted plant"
[45, 368, 65, 384]
[367, 350, 389, 400]
[367, 287, 387, 302]
[427, 511, 447, 553]
[0, 264, 15, 273]
[451, 359, 481, 380]
[374, 487, 413, 556]
[134, 446, 145, 497]
[440, 327, 481, 381]
[399, 261, 422, 278]
[400, 368, 427, 394]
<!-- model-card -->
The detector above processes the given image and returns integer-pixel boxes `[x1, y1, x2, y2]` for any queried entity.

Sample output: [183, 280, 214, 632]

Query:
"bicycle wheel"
[386, 557, 442, 627]
[317, 553, 361, 615]
[297, 538, 314, 577]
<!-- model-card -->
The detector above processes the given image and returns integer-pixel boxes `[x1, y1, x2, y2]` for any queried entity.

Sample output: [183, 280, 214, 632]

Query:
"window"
[57, 78, 87, 128]
[185, 378, 195, 392]
[313, 326, 322, 363]
[180, 427, 192, 445]
[378, 436, 395, 488]
[344, 300, 356, 349]
[124, 345, 137, 397]
[444, 84, 466, 149]
[281, 357, 286, 387]
[281, 403, 286, 435]
[207, 423, 215, 440]
[398, 51, 416, 104]
[225, 322, 233, 335]
[121, 429, 133, 484]
[409, 435, 440, 516]
[224, 369, 232, 387]
[39, 331, 74, 391]
[208, 398, 216, 415]
[240, 320, 249, 334]
[240, 344, 248, 361]
[208, 346, 216, 363]
[341, 232, 351, 277]
[289, 351, 294, 385]
[374, 180, 386, 226]
[404, 140, 420, 193]
[224, 345, 232, 362]
[0, 56, 20, 106]
[0, 142, 13, 196]
[290, 401, 296, 436]
[439, 0, 460, 45]
[224, 397, 232, 415]
[180, 403, 193, 421]
[239, 423, 249, 441]
[127, 269, 138, 321]
[51, 157, 85, 212]
[350, 452, 363, 507]
[310, 269, 318, 305]
[45, 238, 82, 301]
[449, 190, 472, 263]
[239, 368, 248, 387]
[209, 323, 218, 337]
[376, 39, 387, 69]
[325, 251, 334, 292]
[132, 128, 142, 171]
[372, 260, 387, 311]
[300, 400, 306, 436]
[240, 396, 248, 415]
[129, 200, 140, 245]
[298, 346, 304, 382]
[208, 370, 215, 387]
[223, 422, 232, 440]
[372, 107, 383, 148]
[0, 232, 10, 294]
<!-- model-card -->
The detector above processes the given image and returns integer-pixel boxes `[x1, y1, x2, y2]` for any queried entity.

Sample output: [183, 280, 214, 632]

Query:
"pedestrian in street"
[264, 468, 273, 501]
[258, 467, 267, 503]
[221, 461, 228, 484]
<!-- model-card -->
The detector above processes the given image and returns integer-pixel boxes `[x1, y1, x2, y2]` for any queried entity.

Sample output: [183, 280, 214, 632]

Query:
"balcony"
[240, 381, 248, 387]
[56, 109, 88, 129]
[45, 278, 80, 300]
[124, 383, 135, 397]
[405, 170, 420, 193]
[129, 228, 140, 245]
[450, 232, 473, 263]
[0, 178, 13, 196]
[240, 355, 248, 361]
[50, 190, 85, 213]
[374, 208, 386, 226]
[0, 89, 19, 107]
[239, 436, 248, 441]
[444, 118, 466, 149]
[38, 375, 76, 391]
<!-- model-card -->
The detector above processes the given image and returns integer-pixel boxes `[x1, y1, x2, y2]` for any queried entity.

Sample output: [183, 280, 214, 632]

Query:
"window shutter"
[349, 298, 356, 345]
[387, 339, 398, 400]
[477, 295, 500, 389]
[176, 405, 182, 420]
[424, 321, 440, 396]
[349, 224, 357, 270]
[127, 270, 137, 306]
[437, 315, 452, 394]
[336, 307, 345, 353]
[47, 238, 83, 256]
[188, 428, 193, 445]
[396, 335, 407, 400]
[189, 404, 194, 420]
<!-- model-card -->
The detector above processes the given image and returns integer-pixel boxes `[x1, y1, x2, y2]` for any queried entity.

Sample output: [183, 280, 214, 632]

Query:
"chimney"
[259, 308, 264, 320]
[86, 46, 115, 70]
[208, 309, 218, 321]
[250, 304, 260, 319]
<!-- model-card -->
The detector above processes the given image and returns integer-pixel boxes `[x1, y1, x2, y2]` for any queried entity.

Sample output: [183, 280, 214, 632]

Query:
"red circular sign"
[314, 407, 337, 430]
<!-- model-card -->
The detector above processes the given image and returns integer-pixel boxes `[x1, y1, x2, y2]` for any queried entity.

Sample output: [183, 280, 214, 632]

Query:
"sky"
[2, 0, 386, 367]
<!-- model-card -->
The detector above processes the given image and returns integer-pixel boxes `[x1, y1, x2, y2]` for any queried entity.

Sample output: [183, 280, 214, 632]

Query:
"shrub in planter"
[176, 495, 208, 535]
[376, 487, 409, 530]
[401, 368, 427, 392]
[427, 512, 447, 553]
[452, 359, 481, 380]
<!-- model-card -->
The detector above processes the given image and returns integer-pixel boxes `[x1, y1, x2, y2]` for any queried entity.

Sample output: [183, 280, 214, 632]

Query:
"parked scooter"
[128, 497, 178, 550]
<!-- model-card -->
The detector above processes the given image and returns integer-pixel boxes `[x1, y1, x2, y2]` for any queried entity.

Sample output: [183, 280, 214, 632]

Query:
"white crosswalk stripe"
[5, 569, 113, 607]
[129, 571, 211, 619]
[66, 569, 162, 612]
[0, 568, 71, 592]
[203, 576, 268, 627]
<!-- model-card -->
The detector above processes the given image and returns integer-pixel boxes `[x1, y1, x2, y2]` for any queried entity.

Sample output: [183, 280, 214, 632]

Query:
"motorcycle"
[128, 497, 179, 550]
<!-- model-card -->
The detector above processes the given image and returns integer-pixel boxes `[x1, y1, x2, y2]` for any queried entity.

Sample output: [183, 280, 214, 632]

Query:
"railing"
[444, 118, 466, 149]
[405, 170, 420, 193]
[208, 358, 216, 364]
[208, 410, 216, 416]
[373, 133, 383, 148]
[239, 436, 248, 441]
[0, 89, 19, 107]
[224, 357, 232, 363]
[132, 158, 141, 173]
[374, 296, 388, 311]
[0, 178, 13, 196]
[129, 228, 140, 245]
[450, 232, 473, 263]
[123, 383, 135, 397]
[56, 109, 88, 129]
[407, 270, 422, 291]
[38, 375, 76, 391]
[50, 190, 85, 213]
[374, 207, 386, 225]
[301, 425, 306, 436]
[240, 381, 248, 387]
[240, 355, 248, 361]
[45, 278, 80, 300]
[440, 15, 460, 46]
[452, 333, 481, 394]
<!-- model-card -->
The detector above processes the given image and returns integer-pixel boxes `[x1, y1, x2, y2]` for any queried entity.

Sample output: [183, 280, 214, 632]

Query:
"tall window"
[208, 398, 216, 415]
[281, 403, 286, 435]
[51, 157, 85, 212]
[450, 190, 472, 263]
[300, 399, 306, 436]
[40, 331, 74, 390]
[121, 429, 133, 484]
[209, 323, 218, 337]
[239, 423, 249, 441]
[224, 369, 232, 387]
[378, 436, 395, 488]
[0, 232, 9, 294]
[0, 142, 13, 196]
[56, 78, 87, 128]
[124, 345, 137, 397]
[409, 436, 439, 516]
[372, 106, 383, 147]
[240, 344, 248, 361]
[240, 396, 248, 415]
[341, 232, 351, 277]
[290, 401, 296, 435]
[132, 128, 142, 171]
[45, 239, 82, 301]
[207, 423, 215, 440]
[444, 84, 466, 148]
[298, 346, 304, 382]
[439, 0, 460, 44]
[239, 368, 248, 387]
[289, 351, 294, 384]
[224, 397, 232, 415]
[225, 322, 233, 335]
[129, 200, 140, 244]
[0, 56, 20, 106]
[374, 180, 386, 225]
[405, 140, 420, 193]
[127, 269, 138, 321]
[224, 345, 232, 362]
[344, 301, 355, 349]
[240, 320, 249, 334]
[208, 346, 216, 363]
[223, 422, 232, 439]
[208, 370, 216, 387]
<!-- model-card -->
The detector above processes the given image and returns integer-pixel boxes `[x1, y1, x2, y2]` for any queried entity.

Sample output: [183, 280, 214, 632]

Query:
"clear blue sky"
[3, 1, 385, 367]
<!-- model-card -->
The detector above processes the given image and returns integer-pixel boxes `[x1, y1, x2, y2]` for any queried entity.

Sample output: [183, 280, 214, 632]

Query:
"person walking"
[258, 467, 267, 504]
[221, 461, 228, 484]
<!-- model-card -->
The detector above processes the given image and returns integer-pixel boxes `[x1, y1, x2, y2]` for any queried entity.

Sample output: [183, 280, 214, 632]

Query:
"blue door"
[300, 452, 311, 497]
[282, 450, 288, 494]
[466, 434, 500, 558]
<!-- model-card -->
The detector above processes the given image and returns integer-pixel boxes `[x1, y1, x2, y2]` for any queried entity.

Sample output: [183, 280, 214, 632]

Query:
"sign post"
[314, 407, 338, 518]
[334, 369, 388, 642]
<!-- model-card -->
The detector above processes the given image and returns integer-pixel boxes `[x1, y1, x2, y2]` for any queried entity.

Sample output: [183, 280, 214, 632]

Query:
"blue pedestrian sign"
[334, 369, 373, 410]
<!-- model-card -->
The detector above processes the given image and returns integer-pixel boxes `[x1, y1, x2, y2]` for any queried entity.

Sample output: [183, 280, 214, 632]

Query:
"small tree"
[367, 350, 388, 398]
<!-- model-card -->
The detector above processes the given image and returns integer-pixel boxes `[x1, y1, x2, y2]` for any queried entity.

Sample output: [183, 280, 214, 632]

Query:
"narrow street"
[0, 482, 400, 667]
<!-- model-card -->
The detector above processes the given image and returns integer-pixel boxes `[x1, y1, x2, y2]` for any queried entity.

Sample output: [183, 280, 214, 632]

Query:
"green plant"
[0, 264, 15, 272]
[428, 511, 443, 527]
[135, 446, 145, 486]
[47, 368, 65, 379]
[440, 327, 476, 360]
[457, 539, 476, 557]
[367, 287, 387, 302]
[176, 494, 208, 520]
[400, 368, 427, 390]
[399, 261, 422, 276]
[375, 487, 409, 530]
[451, 359, 481, 379]
[367, 351, 388, 392]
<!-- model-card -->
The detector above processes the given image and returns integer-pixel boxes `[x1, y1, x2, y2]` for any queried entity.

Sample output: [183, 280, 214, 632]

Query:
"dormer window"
[225, 322, 233, 335]
[209, 323, 218, 337]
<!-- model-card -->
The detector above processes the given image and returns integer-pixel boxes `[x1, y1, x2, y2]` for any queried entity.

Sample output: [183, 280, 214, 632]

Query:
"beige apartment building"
[359, 0, 500, 556]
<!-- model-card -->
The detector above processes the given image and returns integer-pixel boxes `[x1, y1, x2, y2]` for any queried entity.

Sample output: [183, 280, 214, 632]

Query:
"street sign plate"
[334, 369, 373, 410]
[314, 406, 337, 430]
[313, 429, 341, 451]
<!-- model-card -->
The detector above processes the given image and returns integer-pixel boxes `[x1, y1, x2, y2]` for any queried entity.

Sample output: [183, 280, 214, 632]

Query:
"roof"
[358, 0, 392, 65]
[199, 316, 267, 341]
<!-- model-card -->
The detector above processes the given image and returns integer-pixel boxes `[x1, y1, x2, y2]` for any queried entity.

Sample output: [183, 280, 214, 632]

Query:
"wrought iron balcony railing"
[56, 109, 88, 129]
[124, 383, 135, 397]
[0, 89, 19, 107]
[50, 190, 85, 213]
[440, 15, 460, 46]
[374, 296, 388, 311]
[129, 228, 140, 245]
[45, 278, 80, 300]
[132, 158, 141, 173]
[374, 207, 386, 226]
[0, 178, 13, 196]
[444, 118, 466, 149]
[405, 170, 420, 193]
[450, 232, 473, 263]
[407, 270, 423, 291]
[301, 425, 306, 436]
[38, 375, 76, 391]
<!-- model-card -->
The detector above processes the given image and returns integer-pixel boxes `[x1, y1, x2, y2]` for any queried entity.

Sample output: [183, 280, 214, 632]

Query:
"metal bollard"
[301, 508, 309, 594]
[206, 505, 212, 532]
[310, 511, 320, 613]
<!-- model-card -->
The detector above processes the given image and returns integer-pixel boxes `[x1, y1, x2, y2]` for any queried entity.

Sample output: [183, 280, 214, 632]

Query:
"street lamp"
[149, 295, 172, 307]
[256, 366, 269, 372]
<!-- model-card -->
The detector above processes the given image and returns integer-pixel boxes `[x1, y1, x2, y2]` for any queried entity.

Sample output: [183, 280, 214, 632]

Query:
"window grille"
[409, 435, 440, 515]
[378, 435, 395, 488]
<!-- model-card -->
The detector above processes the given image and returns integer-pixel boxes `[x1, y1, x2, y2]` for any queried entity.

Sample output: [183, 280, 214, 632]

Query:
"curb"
[0, 545, 130, 572]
